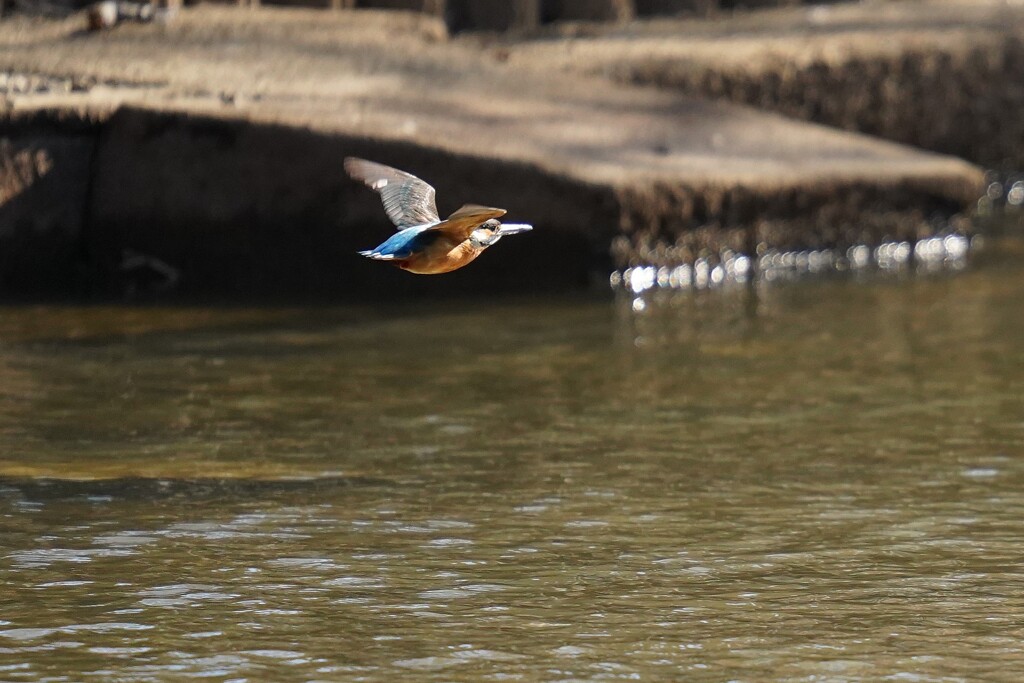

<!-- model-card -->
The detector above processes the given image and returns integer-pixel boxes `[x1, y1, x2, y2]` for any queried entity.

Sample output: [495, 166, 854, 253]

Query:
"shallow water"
[2, 242, 1024, 681]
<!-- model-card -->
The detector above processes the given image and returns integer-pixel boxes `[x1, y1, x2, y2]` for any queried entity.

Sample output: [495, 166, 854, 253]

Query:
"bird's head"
[469, 219, 533, 249]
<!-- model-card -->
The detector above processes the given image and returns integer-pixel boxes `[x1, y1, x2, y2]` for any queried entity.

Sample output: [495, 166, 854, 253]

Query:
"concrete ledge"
[614, 178, 977, 267]
[5, 105, 981, 297]
[0, 7, 987, 297]
[504, 0, 1024, 168]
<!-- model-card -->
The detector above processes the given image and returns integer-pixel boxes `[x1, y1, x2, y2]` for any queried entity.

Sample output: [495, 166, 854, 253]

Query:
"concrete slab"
[0, 7, 984, 296]
[502, 0, 1024, 168]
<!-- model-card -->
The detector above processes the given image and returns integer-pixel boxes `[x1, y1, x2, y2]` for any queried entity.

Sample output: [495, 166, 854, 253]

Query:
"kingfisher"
[345, 157, 533, 274]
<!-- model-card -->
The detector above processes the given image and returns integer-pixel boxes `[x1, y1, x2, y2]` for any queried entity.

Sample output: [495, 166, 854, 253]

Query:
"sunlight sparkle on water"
[613, 234, 975, 291]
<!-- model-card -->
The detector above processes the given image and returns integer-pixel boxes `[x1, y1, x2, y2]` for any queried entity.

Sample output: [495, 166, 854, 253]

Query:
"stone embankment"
[0, 3, 997, 298]
[503, 0, 1024, 169]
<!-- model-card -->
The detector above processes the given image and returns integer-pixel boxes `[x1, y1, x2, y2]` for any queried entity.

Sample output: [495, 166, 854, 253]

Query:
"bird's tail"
[358, 250, 397, 261]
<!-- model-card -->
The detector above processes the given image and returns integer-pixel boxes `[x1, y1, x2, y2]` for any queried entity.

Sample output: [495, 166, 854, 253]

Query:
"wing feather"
[344, 157, 441, 230]
[427, 204, 507, 242]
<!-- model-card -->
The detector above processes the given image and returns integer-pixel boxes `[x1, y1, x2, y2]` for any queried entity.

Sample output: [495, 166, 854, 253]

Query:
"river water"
[1, 238, 1023, 681]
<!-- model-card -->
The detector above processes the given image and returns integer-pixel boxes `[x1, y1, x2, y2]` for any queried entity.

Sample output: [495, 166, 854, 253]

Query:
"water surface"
[2, 244, 1023, 681]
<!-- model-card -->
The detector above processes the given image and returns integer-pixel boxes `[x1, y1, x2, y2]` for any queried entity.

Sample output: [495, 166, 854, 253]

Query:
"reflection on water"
[614, 233, 977, 294]
[1, 240, 1024, 680]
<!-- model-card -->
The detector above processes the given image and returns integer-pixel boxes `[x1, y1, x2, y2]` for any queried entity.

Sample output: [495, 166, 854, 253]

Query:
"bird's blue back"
[371, 225, 440, 258]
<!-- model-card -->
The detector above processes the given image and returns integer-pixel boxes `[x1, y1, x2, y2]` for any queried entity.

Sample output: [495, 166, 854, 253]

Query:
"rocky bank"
[0, 3, 998, 298]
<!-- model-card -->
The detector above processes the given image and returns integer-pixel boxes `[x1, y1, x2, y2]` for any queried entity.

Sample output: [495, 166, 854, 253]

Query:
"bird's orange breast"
[399, 239, 484, 275]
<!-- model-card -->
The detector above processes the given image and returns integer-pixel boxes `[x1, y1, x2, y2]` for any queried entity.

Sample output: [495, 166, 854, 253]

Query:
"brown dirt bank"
[504, 0, 1024, 170]
[0, 7, 984, 298]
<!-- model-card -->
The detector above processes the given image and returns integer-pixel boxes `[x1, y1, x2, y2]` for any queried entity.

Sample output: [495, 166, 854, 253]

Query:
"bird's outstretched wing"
[344, 157, 441, 230]
[427, 204, 507, 241]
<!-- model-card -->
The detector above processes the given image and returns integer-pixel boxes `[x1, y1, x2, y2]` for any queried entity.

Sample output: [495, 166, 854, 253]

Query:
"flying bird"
[345, 157, 532, 274]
